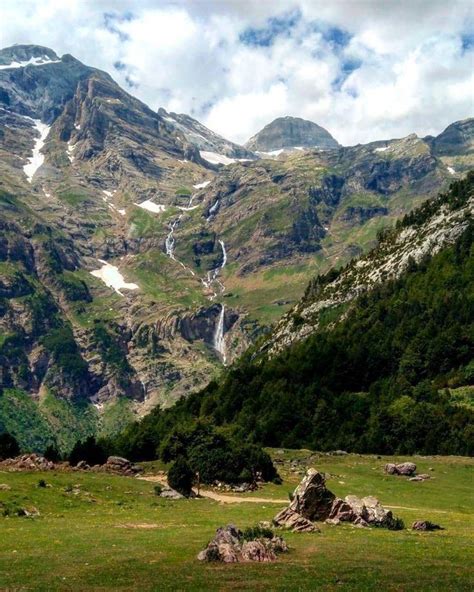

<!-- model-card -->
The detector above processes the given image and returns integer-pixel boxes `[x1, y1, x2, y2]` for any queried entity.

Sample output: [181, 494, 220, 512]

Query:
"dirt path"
[138, 476, 449, 511]
[138, 475, 287, 504]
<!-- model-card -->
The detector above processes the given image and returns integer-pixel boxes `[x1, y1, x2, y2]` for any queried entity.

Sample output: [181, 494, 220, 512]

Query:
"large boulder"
[287, 469, 335, 520]
[197, 525, 288, 563]
[385, 462, 416, 476]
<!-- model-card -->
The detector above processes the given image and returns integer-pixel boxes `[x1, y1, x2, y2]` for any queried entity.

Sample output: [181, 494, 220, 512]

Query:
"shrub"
[168, 456, 194, 496]
[153, 484, 163, 496]
[0, 433, 20, 460]
[37, 479, 47, 488]
[241, 525, 274, 541]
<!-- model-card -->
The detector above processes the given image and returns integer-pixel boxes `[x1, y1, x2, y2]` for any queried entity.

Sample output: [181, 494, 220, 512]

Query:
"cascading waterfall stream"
[164, 181, 229, 363]
[213, 304, 226, 365]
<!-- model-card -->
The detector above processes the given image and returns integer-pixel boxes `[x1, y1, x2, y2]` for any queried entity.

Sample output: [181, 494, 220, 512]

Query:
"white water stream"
[214, 304, 227, 365]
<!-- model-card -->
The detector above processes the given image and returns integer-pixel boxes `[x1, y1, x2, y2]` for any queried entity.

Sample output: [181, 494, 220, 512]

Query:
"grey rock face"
[245, 116, 340, 151]
[429, 118, 474, 156]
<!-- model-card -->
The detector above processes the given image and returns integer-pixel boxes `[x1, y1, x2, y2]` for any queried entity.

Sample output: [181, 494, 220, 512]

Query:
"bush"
[168, 456, 194, 496]
[153, 484, 163, 496]
[241, 525, 274, 541]
[0, 433, 20, 460]
[37, 479, 47, 488]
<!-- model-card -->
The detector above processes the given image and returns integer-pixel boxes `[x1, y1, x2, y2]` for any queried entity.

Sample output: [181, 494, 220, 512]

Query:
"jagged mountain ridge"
[0, 43, 472, 449]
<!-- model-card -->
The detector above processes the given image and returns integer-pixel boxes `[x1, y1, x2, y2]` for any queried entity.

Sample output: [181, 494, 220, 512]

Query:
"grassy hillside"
[0, 452, 472, 591]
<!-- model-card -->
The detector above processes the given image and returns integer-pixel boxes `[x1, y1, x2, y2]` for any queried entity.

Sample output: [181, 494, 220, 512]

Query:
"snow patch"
[0, 56, 61, 70]
[67, 141, 76, 163]
[23, 120, 50, 182]
[374, 146, 390, 153]
[90, 260, 138, 295]
[134, 200, 166, 213]
[200, 151, 236, 166]
[193, 180, 211, 189]
[447, 166, 456, 175]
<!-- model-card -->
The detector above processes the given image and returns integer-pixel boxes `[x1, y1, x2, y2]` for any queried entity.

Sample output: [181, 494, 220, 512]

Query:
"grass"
[0, 452, 472, 591]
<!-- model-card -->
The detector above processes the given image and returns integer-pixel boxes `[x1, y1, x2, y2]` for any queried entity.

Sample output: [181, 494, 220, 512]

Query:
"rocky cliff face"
[245, 116, 340, 152]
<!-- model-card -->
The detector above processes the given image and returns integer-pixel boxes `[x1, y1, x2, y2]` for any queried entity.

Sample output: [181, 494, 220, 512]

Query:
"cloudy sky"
[0, 0, 473, 145]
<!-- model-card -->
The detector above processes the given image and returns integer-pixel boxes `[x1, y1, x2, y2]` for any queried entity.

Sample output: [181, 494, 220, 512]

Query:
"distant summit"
[427, 118, 474, 156]
[0, 44, 60, 67]
[245, 116, 340, 152]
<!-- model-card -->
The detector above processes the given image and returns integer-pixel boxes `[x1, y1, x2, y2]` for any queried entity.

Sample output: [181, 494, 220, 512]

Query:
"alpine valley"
[0, 44, 473, 453]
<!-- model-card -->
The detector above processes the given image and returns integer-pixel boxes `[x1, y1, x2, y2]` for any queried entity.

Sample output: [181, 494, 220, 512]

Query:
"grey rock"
[273, 507, 320, 532]
[412, 520, 444, 531]
[385, 462, 417, 476]
[287, 468, 335, 521]
[197, 524, 288, 563]
[160, 486, 183, 500]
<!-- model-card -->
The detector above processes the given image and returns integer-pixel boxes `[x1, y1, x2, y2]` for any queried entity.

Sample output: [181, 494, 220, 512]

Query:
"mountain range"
[0, 44, 472, 451]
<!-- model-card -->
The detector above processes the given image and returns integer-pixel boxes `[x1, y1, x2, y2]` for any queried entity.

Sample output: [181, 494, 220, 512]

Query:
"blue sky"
[0, 0, 472, 145]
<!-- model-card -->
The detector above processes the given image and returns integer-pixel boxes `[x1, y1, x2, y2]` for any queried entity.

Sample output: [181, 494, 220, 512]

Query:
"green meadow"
[0, 452, 472, 591]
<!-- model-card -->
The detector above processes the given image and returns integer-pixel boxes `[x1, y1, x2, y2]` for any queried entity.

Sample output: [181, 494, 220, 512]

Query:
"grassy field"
[0, 452, 472, 591]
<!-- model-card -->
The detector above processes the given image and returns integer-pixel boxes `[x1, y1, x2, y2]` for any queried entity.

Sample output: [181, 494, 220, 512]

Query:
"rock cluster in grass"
[384, 462, 417, 476]
[101, 456, 143, 476]
[0, 454, 55, 471]
[411, 520, 444, 531]
[197, 524, 288, 563]
[274, 469, 404, 531]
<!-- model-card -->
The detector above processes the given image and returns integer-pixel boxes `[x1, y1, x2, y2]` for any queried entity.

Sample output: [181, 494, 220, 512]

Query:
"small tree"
[0, 433, 20, 460]
[69, 436, 107, 466]
[168, 456, 194, 496]
[44, 444, 61, 463]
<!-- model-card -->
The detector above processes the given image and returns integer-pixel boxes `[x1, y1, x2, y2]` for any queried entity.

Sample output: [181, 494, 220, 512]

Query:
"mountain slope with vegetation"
[113, 175, 473, 459]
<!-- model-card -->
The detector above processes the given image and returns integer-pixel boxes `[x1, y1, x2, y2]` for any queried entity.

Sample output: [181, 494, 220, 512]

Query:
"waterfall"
[214, 304, 226, 364]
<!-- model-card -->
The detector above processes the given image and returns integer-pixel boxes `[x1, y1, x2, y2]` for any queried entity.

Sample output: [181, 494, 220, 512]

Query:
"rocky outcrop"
[197, 525, 288, 563]
[274, 469, 403, 531]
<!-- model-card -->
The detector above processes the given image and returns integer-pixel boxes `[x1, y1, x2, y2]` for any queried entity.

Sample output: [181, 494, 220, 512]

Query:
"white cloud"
[0, 0, 472, 146]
